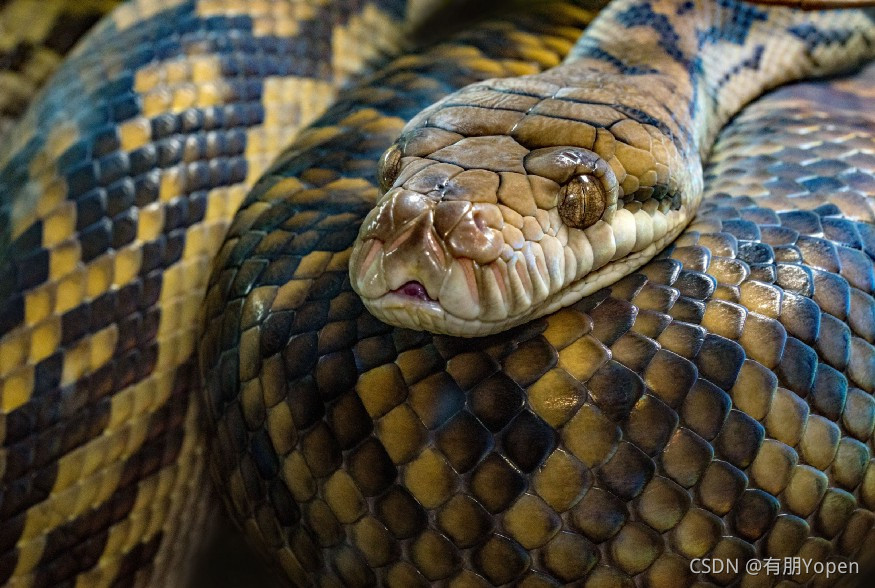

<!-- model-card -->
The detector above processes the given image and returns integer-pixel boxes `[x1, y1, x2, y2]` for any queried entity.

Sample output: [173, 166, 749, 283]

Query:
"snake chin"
[362, 293, 497, 337]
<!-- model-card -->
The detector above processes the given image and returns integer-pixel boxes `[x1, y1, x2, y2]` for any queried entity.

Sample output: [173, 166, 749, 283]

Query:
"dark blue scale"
[132, 171, 160, 207]
[837, 169, 875, 192]
[760, 225, 799, 246]
[250, 429, 280, 478]
[88, 291, 117, 331]
[205, 160, 231, 187]
[804, 158, 851, 177]
[810, 363, 848, 420]
[75, 189, 108, 231]
[61, 304, 93, 347]
[151, 114, 181, 139]
[696, 333, 746, 391]
[66, 161, 100, 196]
[797, 235, 842, 272]
[139, 237, 167, 276]
[821, 217, 863, 249]
[800, 175, 845, 193]
[185, 161, 213, 192]
[163, 230, 186, 267]
[716, 410, 764, 467]
[15, 249, 49, 290]
[105, 180, 137, 219]
[92, 126, 122, 158]
[720, 218, 761, 241]
[778, 210, 824, 235]
[182, 134, 206, 161]
[749, 263, 777, 283]
[157, 138, 184, 168]
[737, 241, 775, 265]
[162, 198, 189, 232]
[128, 145, 159, 177]
[32, 354, 64, 399]
[79, 218, 112, 263]
[808, 202, 841, 217]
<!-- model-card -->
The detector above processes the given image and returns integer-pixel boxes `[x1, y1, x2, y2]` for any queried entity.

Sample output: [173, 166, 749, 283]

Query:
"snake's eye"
[558, 174, 606, 230]
[378, 144, 402, 192]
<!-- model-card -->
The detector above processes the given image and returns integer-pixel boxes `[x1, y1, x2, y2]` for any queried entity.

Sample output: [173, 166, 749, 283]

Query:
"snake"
[1, 0, 875, 586]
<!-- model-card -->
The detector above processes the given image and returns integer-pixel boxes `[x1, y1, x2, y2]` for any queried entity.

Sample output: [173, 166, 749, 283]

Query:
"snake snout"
[351, 188, 447, 300]
[437, 201, 504, 265]
[350, 184, 508, 328]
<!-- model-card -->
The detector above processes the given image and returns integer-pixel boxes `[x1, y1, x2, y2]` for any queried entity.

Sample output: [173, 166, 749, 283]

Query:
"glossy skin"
[350, 0, 875, 337]
[2, 0, 875, 586]
[200, 2, 875, 587]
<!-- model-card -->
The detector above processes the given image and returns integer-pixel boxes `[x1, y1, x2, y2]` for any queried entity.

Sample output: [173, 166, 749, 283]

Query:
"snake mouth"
[390, 281, 434, 302]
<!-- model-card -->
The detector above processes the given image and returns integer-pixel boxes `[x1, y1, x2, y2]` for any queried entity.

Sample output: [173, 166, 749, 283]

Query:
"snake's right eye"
[378, 144, 402, 192]
[558, 174, 606, 230]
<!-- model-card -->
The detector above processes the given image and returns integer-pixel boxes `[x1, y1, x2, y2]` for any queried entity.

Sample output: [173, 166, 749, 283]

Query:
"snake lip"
[390, 281, 434, 302]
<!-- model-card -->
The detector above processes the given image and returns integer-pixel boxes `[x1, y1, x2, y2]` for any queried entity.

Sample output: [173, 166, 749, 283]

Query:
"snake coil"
[0, 0, 874, 586]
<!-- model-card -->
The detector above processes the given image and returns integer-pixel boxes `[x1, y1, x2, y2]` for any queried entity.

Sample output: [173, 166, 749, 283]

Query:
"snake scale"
[1, 0, 875, 586]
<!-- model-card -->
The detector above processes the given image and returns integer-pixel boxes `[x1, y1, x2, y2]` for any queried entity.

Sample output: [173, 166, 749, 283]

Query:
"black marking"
[614, 3, 691, 70]
[676, 0, 695, 15]
[32, 353, 64, 397]
[0, 43, 33, 73]
[44, 11, 104, 54]
[788, 23, 859, 52]
[610, 2, 704, 118]
[713, 44, 764, 94]
[700, 0, 768, 47]
[573, 38, 658, 76]
[16, 248, 49, 290]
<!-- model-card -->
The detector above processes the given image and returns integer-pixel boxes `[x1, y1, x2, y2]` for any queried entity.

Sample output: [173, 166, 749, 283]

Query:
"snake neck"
[570, 0, 875, 156]
[350, 0, 875, 337]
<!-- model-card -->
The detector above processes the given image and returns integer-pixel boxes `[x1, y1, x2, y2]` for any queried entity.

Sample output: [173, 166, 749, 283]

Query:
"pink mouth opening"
[391, 281, 433, 302]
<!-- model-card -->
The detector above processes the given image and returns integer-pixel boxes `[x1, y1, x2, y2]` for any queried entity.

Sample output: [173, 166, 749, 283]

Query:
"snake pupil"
[558, 174, 606, 229]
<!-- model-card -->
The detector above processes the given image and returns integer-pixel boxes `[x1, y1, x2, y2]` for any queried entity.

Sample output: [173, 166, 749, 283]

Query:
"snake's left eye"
[558, 174, 606, 230]
[378, 144, 402, 192]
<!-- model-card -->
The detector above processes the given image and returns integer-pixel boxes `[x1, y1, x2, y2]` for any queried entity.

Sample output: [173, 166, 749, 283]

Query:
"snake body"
[1, 0, 874, 586]
[0, 1, 423, 585]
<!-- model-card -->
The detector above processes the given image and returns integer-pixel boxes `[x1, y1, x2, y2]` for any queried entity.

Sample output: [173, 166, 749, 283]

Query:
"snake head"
[349, 75, 697, 337]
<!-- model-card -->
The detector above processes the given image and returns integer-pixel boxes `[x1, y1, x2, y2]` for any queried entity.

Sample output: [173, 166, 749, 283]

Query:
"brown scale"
[199, 6, 875, 588]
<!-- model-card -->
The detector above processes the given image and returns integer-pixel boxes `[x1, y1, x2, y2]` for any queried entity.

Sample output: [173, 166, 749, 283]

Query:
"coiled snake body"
[1, 0, 875, 586]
